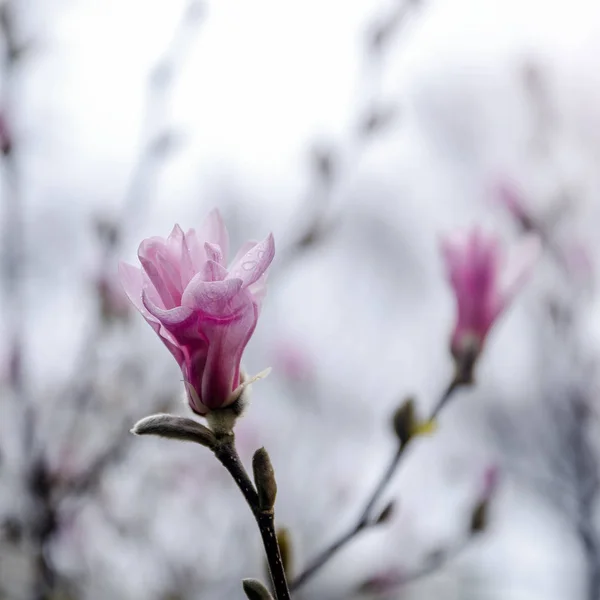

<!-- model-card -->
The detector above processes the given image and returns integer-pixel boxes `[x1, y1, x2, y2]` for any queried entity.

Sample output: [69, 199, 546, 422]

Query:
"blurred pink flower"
[119, 209, 275, 415]
[442, 228, 539, 357]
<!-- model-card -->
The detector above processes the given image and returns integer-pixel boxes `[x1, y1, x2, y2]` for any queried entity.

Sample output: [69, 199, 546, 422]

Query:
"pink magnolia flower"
[119, 209, 275, 415]
[442, 228, 539, 358]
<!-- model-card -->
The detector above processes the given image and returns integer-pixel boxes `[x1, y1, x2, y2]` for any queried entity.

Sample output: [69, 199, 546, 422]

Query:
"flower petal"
[204, 242, 223, 265]
[142, 285, 194, 326]
[118, 261, 145, 313]
[138, 238, 183, 309]
[201, 302, 259, 409]
[200, 259, 228, 283]
[184, 228, 207, 271]
[181, 275, 243, 316]
[145, 314, 186, 365]
[230, 240, 257, 268]
[199, 209, 229, 265]
[169, 224, 195, 288]
[228, 233, 275, 289]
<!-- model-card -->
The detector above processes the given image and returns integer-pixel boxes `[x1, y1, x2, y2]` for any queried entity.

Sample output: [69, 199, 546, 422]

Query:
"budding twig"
[290, 377, 461, 592]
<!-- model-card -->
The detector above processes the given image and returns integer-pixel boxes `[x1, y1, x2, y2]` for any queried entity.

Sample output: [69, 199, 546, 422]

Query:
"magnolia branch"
[289, 377, 462, 592]
[132, 413, 290, 600]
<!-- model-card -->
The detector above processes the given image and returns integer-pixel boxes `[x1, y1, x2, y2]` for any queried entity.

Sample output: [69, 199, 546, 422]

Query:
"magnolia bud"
[252, 448, 277, 511]
[392, 398, 416, 446]
[242, 578, 274, 600]
[131, 414, 217, 449]
[470, 499, 489, 534]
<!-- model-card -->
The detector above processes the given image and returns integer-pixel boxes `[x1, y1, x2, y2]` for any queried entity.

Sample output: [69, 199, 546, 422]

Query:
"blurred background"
[1, 0, 600, 598]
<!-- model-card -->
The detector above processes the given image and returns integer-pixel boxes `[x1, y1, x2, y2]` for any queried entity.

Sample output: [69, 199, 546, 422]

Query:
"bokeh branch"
[290, 376, 461, 592]
[273, 0, 422, 280]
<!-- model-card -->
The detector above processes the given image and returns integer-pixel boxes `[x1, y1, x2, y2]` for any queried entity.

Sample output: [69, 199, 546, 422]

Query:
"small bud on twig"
[242, 578, 274, 600]
[392, 398, 416, 447]
[252, 447, 278, 511]
[469, 498, 489, 534]
[131, 414, 217, 449]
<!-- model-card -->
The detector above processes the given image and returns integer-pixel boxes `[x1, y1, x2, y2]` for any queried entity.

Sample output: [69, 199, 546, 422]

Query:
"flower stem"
[214, 436, 290, 600]
[290, 377, 461, 592]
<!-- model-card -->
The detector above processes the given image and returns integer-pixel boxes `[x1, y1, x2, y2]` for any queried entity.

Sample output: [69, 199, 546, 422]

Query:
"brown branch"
[214, 437, 290, 600]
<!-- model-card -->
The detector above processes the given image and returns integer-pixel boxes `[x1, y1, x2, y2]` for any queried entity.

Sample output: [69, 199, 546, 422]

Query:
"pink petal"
[142, 285, 194, 326]
[138, 238, 183, 309]
[183, 228, 207, 271]
[169, 224, 195, 288]
[199, 209, 229, 265]
[228, 233, 275, 289]
[247, 277, 268, 305]
[145, 315, 185, 365]
[181, 275, 243, 316]
[229, 240, 257, 268]
[200, 259, 227, 282]
[204, 242, 223, 265]
[200, 303, 259, 408]
[118, 262, 145, 313]
[119, 263, 186, 364]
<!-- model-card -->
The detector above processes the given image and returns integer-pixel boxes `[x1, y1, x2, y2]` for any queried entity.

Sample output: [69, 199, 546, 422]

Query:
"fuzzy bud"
[392, 398, 416, 447]
[131, 414, 217, 449]
[242, 578, 274, 600]
[252, 447, 278, 511]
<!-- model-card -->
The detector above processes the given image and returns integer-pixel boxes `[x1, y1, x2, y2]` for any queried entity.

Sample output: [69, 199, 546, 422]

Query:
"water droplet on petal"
[257, 250, 265, 259]
[206, 288, 222, 299]
[242, 260, 257, 271]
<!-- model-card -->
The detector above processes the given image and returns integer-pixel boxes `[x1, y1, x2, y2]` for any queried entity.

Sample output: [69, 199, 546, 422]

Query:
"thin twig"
[290, 377, 460, 592]
[357, 538, 471, 596]
[51, 3, 205, 515]
[66, 0, 204, 415]
[0, 5, 59, 599]
[272, 0, 421, 282]
[402, 539, 471, 585]
[0, 0, 34, 454]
